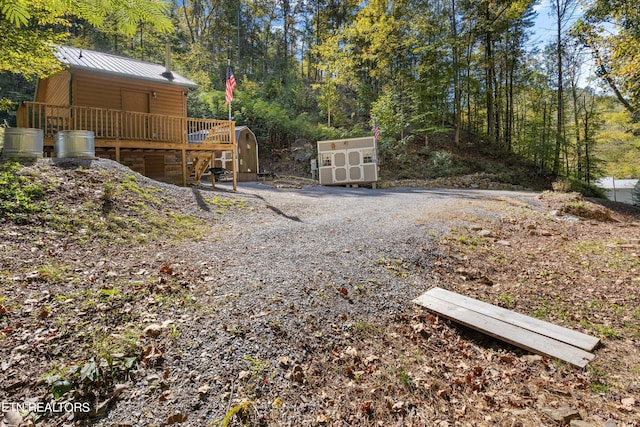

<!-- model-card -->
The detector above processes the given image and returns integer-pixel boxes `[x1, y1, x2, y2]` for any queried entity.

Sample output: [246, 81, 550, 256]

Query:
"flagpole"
[228, 59, 232, 121]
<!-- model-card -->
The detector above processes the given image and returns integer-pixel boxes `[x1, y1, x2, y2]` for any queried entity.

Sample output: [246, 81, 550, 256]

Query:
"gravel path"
[97, 181, 541, 426]
[4, 160, 638, 426]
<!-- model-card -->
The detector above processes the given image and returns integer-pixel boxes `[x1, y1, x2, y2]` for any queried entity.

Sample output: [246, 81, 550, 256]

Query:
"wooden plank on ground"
[425, 287, 600, 352]
[413, 288, 596, 368]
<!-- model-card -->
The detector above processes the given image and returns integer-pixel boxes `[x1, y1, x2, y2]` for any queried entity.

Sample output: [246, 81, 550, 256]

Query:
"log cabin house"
[16, 45, 237, 188]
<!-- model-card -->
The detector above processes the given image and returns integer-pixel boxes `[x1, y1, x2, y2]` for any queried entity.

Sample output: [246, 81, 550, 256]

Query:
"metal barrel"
[54, 130, 95, 158]
[1, 128, 44, 159]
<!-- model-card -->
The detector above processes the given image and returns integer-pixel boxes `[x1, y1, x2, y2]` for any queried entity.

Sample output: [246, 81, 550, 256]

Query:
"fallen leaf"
[142, 345, 164, 366]
[1, 410, 23, 427]
[360, 401, 373, 414]
[316, 414, 329, 424]
[159, 390, 174, 401]
[278, 356, 291, 369]
[166, 413, 187, 424]
[621, 397, 636, 411]
[391, 401, 405, 413]
[143, 324, 163, 337]
[363, 355, 379, 366]
[343, 346, 358, 357]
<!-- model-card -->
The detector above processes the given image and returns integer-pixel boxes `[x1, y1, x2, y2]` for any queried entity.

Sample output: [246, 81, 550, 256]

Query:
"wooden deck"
[413, 287, 600, 368]
[17, 102, 236, 188]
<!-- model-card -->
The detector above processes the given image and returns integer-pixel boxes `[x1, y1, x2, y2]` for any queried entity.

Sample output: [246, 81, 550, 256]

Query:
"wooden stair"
[187, 154, 214, 182]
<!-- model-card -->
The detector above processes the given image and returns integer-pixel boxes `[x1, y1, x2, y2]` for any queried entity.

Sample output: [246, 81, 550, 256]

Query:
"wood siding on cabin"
[35, 72, 72, 133]
[69, 71, 186, 142]
[72, 71, 185, 116]
[37, 72, 70, 105]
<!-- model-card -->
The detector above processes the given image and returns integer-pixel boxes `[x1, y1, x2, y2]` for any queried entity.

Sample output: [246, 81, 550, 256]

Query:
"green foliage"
[0, 161, 50, 224]
[0, 0, 30, 27]
[0, 0, 172, 79]
[215, 400, 251, 427]
[431, 151, 454, 171]
[0, 162, 219, 248]
[498, 293, 516, 309]
[44, 352, 138, 401]
[595, 99, 640, 178]
[206, 196, 245, 214]
[587, 363, 611, 394]
[577, 1, 640, 121]
[568, 177, 607, 198]
[1, 0, 637, 191]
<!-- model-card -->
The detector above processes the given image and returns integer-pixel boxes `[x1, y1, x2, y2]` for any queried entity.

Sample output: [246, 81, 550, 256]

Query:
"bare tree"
[551, 0, 578, 177]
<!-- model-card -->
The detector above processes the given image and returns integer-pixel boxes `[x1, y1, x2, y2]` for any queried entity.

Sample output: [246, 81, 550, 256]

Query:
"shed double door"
[122, 90, 150, 140]
[331, 149, 364, 183]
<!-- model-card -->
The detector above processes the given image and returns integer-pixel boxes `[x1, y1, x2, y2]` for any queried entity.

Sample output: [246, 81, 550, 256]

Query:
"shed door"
[331, 151, 348, 183]
[332, 149, 365, 183]
[348, 150, 363, 181]
[122, 90, 149, 140]
[239, 132, 258, 173]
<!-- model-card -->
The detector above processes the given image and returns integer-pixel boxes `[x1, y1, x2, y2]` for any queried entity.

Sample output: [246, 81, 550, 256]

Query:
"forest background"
[1, 0, 639, 190]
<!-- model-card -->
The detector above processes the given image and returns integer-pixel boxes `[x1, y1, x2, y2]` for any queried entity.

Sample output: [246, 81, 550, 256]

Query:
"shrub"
[569, 178, 607, 199]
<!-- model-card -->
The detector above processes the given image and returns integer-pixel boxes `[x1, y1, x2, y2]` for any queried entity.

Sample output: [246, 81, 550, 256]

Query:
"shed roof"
[55, 46, 197, 89]
[236, 126, 256, 138]
[595, 177, 638, 190]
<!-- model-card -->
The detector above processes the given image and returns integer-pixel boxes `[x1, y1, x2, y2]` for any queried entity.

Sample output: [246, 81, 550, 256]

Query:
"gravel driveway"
[5, 160, 638, 426]
[99, 182, 541, 426]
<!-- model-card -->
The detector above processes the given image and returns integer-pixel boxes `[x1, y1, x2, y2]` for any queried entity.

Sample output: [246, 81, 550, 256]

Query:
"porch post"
[182, 148, 187, 186]
[231, 122, 237, 191]
[210, 153, 216, 188]
[16, 103, 27, 127]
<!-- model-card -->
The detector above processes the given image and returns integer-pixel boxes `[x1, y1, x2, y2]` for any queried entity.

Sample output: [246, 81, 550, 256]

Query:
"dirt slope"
[1, 159, 639, 427]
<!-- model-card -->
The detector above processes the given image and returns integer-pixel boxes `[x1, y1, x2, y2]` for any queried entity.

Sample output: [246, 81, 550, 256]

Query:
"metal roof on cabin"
[55, 46, 197, 89]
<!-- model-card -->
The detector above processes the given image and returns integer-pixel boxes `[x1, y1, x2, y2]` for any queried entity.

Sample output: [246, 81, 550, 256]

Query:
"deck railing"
[17, 102, 234, 145]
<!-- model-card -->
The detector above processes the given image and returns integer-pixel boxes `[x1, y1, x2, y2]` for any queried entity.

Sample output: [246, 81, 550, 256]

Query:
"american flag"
[372, 119, 380, 141]
[225, 65, 237, 105]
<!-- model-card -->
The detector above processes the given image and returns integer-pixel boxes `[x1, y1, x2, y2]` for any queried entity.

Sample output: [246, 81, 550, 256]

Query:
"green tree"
[0, 0, 172, 79]
[595, 99, 640, 178]
[576, 0, 640, 121]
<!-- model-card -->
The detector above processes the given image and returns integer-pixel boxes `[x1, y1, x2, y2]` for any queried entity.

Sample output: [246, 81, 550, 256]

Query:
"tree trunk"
[571, 84, 582, 180]
[451, 0, 461, 145]
[486, 32, 495, 142]
[554, 11, 563, 178]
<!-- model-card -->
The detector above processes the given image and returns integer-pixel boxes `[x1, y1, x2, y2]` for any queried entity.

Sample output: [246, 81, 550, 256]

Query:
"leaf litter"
[0, 159, 639, 426]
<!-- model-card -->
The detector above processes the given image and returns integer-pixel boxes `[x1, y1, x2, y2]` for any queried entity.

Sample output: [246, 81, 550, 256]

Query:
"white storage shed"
[317, 137, 378, 186]
[595, 177, 639, 204]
